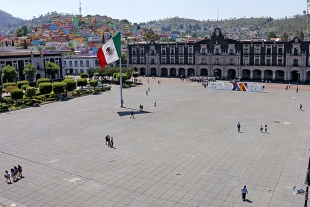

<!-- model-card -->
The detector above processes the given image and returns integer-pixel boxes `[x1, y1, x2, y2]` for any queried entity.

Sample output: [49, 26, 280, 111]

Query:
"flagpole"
[119, 32, 123, 107]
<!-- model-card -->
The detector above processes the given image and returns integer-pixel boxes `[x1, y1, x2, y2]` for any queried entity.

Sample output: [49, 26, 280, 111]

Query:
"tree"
[267, 31, 277, 41]
[281, 32, 290, 41]
[17, 80, 29, 89]
[77, 78, 87, 90]
[89, 80, 98, 92]
[26, 87, 36, 101]
[294, 30, 300, 38]
[45, 62, 60, 80]
[2, 65, 18, 82]
[143, 28, 160, 41]
[23, 63, 37, 82]
[87, 68, 97, 79]
[37, 78, 50, 86]
[120, 19, 130, 24]
[10, 89, 24, 106]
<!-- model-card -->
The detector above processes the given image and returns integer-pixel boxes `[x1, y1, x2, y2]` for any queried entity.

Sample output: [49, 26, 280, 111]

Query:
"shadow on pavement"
[117, 110, 152, 117]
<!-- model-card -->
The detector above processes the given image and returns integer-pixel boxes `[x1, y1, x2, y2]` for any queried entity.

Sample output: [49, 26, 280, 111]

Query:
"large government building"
[127, 28, 310, 83]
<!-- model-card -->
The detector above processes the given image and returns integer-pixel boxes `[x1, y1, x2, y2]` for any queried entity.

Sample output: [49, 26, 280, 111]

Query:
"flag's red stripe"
[97, 47, 107, 69]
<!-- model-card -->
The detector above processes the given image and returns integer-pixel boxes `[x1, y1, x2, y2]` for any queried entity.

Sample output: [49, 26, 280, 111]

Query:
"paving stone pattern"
[0, 78, 309, 207]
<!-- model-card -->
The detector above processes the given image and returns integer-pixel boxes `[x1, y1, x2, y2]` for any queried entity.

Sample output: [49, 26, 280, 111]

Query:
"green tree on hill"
[267, 31, 277, 41]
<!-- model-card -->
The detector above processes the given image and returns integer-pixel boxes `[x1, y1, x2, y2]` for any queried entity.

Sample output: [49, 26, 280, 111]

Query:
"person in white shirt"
[4, 170, 11, 183]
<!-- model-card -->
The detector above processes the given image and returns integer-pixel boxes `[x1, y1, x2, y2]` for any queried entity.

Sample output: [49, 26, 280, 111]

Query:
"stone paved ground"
[0, 77, 310, 207]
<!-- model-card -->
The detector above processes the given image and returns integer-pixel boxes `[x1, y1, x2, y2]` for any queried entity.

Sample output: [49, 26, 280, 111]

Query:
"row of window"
[132, 57, 303, 67]
[132, 46, 303, 56]
[63, 60, 98, 68]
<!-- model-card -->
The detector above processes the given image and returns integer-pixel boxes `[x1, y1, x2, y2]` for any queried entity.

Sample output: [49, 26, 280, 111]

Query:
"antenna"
[79, 2, 82, 16]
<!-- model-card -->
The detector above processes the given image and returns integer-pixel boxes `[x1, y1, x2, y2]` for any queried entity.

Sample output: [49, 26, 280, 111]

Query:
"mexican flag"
[97, 32, 121, 69]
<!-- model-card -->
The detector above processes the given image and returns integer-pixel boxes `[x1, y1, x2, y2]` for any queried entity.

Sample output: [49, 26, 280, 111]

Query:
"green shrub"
[21, 84, 30, 90]
[45, 98, 58, 102]
[39, 82, 52, 94]
[80, 73, 88, 78]
[0, 103, 10, 109]
[62, 79, 77, 91]
[36, 78, 50, 86]
[52, 82, 66, 95]
[3, 82, 17, 89]
[26, 87, 36, 100]
[10, 88, 24, 105]
[65, 76, 74, 80]
[5, 86, 18, 93]
[89, 80, 98, 91]
[77, 78, 87, 90]
[17, 80, 29, 88]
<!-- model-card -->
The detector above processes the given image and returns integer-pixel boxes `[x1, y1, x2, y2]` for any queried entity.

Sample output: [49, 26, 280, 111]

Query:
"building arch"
[188, 68, 195, 76]
[161, 68, 168, 77]
[253, 69, 262, 80]
[179, 68, 185, 77]
[200, 68, 208, 76]
[214, 68, 222, 79]
[150, 68, 157, 76]
[242, 69, 250, 79]
[275, 70, 285, 81]
[227, 69, 236, 79]
[291, 70, 298, 82]
[170, 68, 176, 77]
[264, 70, 273, 80]
[139, 68, 146, 76]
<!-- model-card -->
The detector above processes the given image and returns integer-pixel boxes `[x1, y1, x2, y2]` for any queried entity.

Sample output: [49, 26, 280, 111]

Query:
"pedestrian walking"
[130, 110, 135, 119]
[10, 168, 15, 181]
[105, 135, 110, 145]
[296, 88, 299, 93]
[265, 124, 268, 133]
[110, 137, 114, 148]
[146, 90, 148, 95]
[300, 103, 303, 111]
[237, 122, 241, 132]
[260, 125, 263, 133]
[14, 166, 18, 179]
[148, 87, 150, 92]
[241, 186, 248, 201]
[289, 83, 290, 88]
[17, 165, 22, 178]
[154, 100, 157, 107]
[4, 170, 11, 183]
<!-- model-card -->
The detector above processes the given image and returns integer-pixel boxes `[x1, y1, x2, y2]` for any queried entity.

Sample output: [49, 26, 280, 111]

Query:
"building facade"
[127, 28, 310, 83]
[0, 49, 64, 84]
[63, 55, 99, 75]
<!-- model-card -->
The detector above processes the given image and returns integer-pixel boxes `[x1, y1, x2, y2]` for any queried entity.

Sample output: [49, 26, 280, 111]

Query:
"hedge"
[62, 79, 77, 91]
[5, 86, 18, 93]
[80, 73, 88, 78]
[89, 80, 98, 89]
[3, 82, 17, 89]
[26, 87, 36, 100]
[77, 78, 87, 90]
[21, 84, 30, 90]
[52, 82, 66, 94]
[39, 82, 53, 94]
[37, 78, 50, 86]
[10, 89, 24, 101]
[17, 80, 29, 88]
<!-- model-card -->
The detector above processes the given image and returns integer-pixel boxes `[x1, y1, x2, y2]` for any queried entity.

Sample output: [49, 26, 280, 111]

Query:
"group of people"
[4, 165, 22, 184]
[237, 122, 268, 133]
[105, 135, 114, 148]
[260, 125, 268, 133]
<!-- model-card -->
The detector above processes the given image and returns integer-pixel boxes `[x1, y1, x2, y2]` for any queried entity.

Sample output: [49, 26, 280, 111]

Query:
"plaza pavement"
[0, 77, 310, 207]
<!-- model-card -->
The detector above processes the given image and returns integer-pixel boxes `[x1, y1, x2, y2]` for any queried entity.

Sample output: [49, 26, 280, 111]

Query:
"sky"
[1, 0, 307, 23]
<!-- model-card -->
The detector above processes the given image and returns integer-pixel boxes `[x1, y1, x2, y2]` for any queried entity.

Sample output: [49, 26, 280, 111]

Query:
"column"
[176, 68, 179, 77]
[272, 70, 276, 81]
[261, 70, 264, 80]
[167, 69, 170, 77]
[250, 70, 253, 80]
[185, 69, 188, 77]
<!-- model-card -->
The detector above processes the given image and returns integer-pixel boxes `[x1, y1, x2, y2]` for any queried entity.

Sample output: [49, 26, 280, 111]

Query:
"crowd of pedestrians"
[4, 165, 23, 184]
